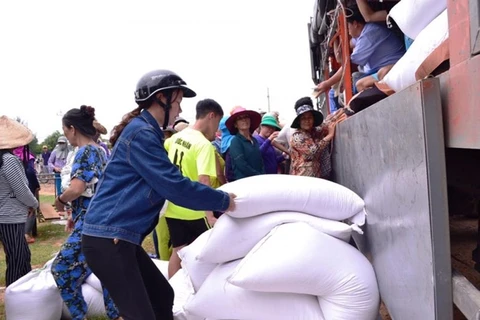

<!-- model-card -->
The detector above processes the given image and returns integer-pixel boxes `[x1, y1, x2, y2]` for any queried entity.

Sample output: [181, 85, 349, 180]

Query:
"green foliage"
[40, 130, 62, 151]
[14, 117, 41, 155]
[29, 135, 41, 155]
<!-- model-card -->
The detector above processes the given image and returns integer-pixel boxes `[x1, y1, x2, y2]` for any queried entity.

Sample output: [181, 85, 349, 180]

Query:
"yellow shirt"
[164, 128, 217, 220]
[210, 150, 225, 189]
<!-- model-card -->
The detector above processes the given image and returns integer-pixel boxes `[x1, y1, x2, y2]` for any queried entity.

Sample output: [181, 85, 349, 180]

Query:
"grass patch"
[40, 194, 55, 205]
[0, 223, 65, 287]
[0, 222, 158, 319]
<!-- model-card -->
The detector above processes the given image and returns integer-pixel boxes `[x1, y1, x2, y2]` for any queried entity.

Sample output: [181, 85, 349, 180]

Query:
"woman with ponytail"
[81, 69, 237, 320]
[51, 106, 120, 320]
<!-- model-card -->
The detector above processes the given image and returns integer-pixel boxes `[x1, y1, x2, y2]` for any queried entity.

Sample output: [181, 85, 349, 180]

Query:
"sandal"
[25, 235, 35, 244]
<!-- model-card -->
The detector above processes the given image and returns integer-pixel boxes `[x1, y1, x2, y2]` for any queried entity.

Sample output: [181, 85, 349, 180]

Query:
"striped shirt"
[0, 153, 38, 224]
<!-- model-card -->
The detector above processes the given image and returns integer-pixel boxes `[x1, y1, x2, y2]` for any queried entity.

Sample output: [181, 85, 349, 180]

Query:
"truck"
[308, 0, 480, 319]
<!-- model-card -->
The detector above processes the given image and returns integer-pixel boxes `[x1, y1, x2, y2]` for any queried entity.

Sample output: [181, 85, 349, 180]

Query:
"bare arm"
[316, 67, 344, 94]
[356, 0, 388, 22]
[214, 153, 227, 186]
[272, 140, 289, 155]
[55, 178, 86, 213]
[198, 175, 216, 226]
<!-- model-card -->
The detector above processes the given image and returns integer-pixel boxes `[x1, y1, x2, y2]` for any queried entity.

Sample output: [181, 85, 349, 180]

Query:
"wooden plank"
[452, 269, 480, 319]
[39, 203, 60, 220]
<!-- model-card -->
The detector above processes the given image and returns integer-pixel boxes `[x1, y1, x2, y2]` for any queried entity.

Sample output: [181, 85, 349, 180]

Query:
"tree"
[15, 117, 41, 155]
[40, 131, 62, 151]
[29, 135, 41, 155]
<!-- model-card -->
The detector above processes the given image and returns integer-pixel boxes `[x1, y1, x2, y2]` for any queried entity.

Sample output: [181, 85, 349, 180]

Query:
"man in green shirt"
[164, 99, 224, 278]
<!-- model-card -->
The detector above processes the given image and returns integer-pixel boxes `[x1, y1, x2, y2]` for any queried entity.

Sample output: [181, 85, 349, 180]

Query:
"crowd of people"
[0, 66, 347, 319]
[316, 0, 414, 113]
[0, 2, 448, 319]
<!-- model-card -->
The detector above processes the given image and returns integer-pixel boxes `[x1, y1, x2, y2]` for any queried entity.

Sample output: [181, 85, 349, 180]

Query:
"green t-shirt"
[164, 128, 217, 220]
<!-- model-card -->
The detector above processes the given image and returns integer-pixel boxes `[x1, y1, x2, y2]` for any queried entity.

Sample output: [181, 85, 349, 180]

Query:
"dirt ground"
[40, 182, 56, 196]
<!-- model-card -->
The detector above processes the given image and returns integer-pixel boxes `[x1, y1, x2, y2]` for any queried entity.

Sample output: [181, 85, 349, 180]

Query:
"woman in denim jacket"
[82, 69, 236, 320]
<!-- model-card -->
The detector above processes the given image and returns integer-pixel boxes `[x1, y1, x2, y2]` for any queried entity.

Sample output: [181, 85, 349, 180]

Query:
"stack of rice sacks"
[169, 175, 380, 320]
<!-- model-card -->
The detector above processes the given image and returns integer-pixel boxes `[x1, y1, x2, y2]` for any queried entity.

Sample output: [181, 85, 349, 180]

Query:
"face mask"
[58, 143, 67, 151]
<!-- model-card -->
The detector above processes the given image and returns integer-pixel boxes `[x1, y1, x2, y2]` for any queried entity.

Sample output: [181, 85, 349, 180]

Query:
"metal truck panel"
[333, 78, 452, 319]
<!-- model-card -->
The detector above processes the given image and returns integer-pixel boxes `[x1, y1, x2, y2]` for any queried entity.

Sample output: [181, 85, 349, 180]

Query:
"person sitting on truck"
[355, 0, 414, 50]
[316, 5, 405, 96]
[348, 6, 405, 93]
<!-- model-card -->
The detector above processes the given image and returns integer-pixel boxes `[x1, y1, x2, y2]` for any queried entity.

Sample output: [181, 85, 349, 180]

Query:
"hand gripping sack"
[218, 174, 366, 223]
[185, 260, 325, 320]
[5, 258, 63, 320]
[388, 0, 447, 39]
[198, 211, 363, 263]
[383, 10, 449, 92]
[228, 223, 380, 320]
[177, 229, 217, 291]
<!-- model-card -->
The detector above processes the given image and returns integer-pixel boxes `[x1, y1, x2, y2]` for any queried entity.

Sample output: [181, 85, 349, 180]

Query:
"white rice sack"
[198, 211, 363, 264]
[218, 175, 366, 223]
[178, 229, 217, 291]
[61, 283, 106, 319]
[169, 268, 202, 320]
[384, 9, 449, 92]
[5, 258, 63, 320]
[388, 0, 446, 39]
[228, 223, 379, 320]
[185, 260, 325, 320]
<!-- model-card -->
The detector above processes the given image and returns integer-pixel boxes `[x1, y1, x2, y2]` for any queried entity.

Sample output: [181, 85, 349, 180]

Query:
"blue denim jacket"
[82, 110, 230, 245]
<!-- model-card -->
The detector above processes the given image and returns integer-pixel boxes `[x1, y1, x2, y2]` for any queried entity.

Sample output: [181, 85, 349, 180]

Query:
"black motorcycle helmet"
[134, 69, 196, 129]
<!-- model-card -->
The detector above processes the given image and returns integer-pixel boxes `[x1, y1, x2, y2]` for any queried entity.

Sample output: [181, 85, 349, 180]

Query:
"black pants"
[82, 235, 174, 320]
[0, 223, 31, 286]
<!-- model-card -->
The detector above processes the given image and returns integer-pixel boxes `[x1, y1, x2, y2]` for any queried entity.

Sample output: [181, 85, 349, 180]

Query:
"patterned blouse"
[70, 145, 105, 221]
[289, 125, 331, 178]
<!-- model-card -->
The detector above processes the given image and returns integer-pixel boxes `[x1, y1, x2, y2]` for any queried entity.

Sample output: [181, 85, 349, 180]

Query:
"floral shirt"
[290, 125, 331, 178]
[70, 145, 105, 221]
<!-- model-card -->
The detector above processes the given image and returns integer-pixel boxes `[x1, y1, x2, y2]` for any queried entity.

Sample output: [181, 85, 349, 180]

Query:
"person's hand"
[336, 112, 348, 123]
[269, 131, 279, 141]
[316, 81, 331, 95]
[55, 197, 65, 213]
[325, 111, 336, 123]
[65, 215, 74, 233]
[325, 122, 337, 140]
[28, 207, 36, 217]
[226, 193, 237, 212]
[206, 211, 218, 227]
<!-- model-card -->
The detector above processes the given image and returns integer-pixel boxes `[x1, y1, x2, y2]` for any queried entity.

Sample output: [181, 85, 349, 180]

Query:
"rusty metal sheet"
[438, 54, 480, 149]
[448, 0, 471, 65]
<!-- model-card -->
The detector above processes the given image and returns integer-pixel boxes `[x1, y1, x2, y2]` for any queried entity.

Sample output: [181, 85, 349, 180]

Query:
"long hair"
[110, 89, 178, 146]
[110, 105, 144, 147]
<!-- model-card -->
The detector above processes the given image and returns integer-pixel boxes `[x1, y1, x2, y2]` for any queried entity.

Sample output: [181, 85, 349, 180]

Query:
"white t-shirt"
[274, 125, 296, 150]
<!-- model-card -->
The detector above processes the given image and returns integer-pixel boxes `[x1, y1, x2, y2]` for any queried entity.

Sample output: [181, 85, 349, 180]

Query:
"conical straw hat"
[0, 116, 34, 149]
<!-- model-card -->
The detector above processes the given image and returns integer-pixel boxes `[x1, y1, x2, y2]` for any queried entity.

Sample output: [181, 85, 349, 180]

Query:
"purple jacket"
[254, 134, 284, 174]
